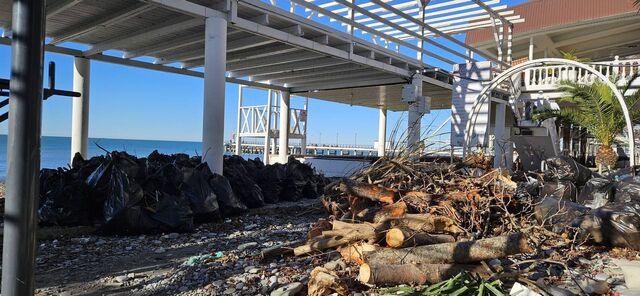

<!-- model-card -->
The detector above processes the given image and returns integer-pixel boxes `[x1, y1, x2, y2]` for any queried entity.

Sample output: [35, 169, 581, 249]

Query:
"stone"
[594, 273, 609, 281]
[168, 233, 180, 239]
[249, 267, 260, 274]
[127, 273, 136, 279]
[115, 275, 129, 283]
[223, 288, 237, 295]
[323, 259, 346, 271]
[238, 242, 259, 251]
[154, 247, 166, 254]
[270, 282, 303, 296]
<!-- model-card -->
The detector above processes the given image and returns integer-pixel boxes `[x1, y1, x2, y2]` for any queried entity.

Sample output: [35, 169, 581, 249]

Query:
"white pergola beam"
[47, 0, 83, 18]
[251, 63, 366, 82]
[354, 0, 500, 25]
[362, 6, 509, 31]
[227, 35, 277, 52]
[227, 51, 321, 71]
[83, 17, 204, 56]
[291, 0, 456, 65]
[385, 13, 520, 37]
[469, 0, 511, 25]
[335, 0, 474, 62]
[379, 10, 520, 35]
[229, 57, 348, 78]
[227, 44, 298, 62]
[123, 34, 204, 59]
[393, 16, 523, 39]
[277, 69, 383, 84]
[50, 3, 155, 45]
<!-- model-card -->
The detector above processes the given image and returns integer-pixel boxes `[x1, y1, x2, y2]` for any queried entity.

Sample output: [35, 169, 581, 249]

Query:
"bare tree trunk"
[365, 232, 531, 265]
[359, 263, 488, 285]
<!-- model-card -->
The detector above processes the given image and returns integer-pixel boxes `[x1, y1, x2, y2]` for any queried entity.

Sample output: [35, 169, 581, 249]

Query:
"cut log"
[294, 236, 351, 256]
[387, 214, 463, 234]
[365, 232, 532, 265]
[385, 227, 455, 248]
[295, 222, 381, 256]
[338, 242, 376, 265]
[373, 201, 407, 224]
[359, 263, 488, 285]
[339, 179, 396, 204]
[308, 218, 333, 239]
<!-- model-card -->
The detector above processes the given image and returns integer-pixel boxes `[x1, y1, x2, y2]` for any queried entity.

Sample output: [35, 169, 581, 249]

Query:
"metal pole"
[279, 90, 290, 163]
[202, 16, 227, 174]
[2, 0, 45, 294]
[235, 85, 243, 155]
[71, 57, 90, 161]
[300, 97, 308, 156]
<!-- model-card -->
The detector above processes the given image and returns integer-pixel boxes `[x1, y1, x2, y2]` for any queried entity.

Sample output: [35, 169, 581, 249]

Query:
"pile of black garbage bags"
[519, 156, 640, 250]
[38, 151, 327, 235]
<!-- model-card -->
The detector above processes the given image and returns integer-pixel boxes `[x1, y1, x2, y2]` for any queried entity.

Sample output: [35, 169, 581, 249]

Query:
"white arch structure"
[463, 58, 636, 167]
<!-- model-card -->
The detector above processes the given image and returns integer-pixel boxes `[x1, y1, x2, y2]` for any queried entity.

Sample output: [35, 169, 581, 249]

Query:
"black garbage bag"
[581, 203, 640, 250]
[38, 169, 94, 226]
[614, 177, 640, 203]
[281, 157, 317, 201]
[98, 192, 194, 235]
[100, 166, 144, 226]
[181, 163, 221, 223]
[534, 196, 591, 234]
[540, 180, 578, 202]
[209, 173, 248, 216]
[514, 178, 540, 200]
[223, 158, 265, 208]
[577, 178, 614, 209]
[546, 156, 592, 185]
[256, 163, 286, 203]
[148, 192, 194, 233]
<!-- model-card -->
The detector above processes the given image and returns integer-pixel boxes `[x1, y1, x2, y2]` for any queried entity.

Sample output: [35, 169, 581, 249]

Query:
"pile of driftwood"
[292, 155, 545, 289]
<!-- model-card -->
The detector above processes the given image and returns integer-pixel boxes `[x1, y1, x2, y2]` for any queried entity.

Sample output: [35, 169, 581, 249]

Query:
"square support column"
[71, 57, 90, 161]
[406, 75, 424, 154]
[278, 90, 290, 164]
[493, 103, 512, 169]
[202, 16, 227, 174]
[235, 85, 243, 156]
[378, 107, 387, 157]
[2, 0, 45, 294]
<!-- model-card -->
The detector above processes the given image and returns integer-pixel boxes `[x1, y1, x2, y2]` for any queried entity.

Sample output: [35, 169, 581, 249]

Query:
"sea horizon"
[0, 135, 230, 179]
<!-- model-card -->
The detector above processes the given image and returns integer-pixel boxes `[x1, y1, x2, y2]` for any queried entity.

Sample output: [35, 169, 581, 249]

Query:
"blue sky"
[0, 0, 526, 146]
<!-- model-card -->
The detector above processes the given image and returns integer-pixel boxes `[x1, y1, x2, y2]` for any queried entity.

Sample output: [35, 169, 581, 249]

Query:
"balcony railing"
[523, 57, 640, 91]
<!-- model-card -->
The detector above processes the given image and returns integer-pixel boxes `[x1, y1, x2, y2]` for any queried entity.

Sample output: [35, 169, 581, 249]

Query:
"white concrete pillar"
[528, 36, 534, 61]
[71, 57, 90, 161]
[493, 103, 509, 169]
[202, 16, 227, 174]
[278, 90, 290, 164]
[263, 89, 273, 164]
[378, 107, 387, 157]
[235, 85, 243, 156]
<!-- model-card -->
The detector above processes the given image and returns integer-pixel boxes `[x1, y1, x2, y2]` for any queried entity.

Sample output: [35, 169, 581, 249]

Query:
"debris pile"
[38, 151, 326, 235]
[288, 154, 640, 295]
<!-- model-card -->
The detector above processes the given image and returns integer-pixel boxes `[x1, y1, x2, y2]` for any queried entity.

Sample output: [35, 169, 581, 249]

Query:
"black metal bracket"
[0, 61, 81, 122]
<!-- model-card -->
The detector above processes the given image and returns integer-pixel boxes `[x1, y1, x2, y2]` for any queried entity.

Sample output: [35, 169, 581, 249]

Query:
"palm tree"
[533, 77, 640, 171]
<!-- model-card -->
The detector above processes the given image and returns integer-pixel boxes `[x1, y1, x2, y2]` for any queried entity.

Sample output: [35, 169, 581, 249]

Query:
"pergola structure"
[0, 0, 525, 294]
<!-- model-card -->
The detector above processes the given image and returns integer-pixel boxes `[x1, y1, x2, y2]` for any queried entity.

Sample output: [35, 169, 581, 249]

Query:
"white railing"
[523, 57, 640, 91]
[239, 105, 271, 135]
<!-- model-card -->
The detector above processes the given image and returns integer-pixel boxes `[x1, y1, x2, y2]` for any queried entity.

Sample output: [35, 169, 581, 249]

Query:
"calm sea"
[0, 135, 220, 179]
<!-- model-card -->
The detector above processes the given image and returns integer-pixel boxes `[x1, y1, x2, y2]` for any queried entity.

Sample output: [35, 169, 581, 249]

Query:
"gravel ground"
[14, 195, 640, 296]
[33, 199, 339, 296]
